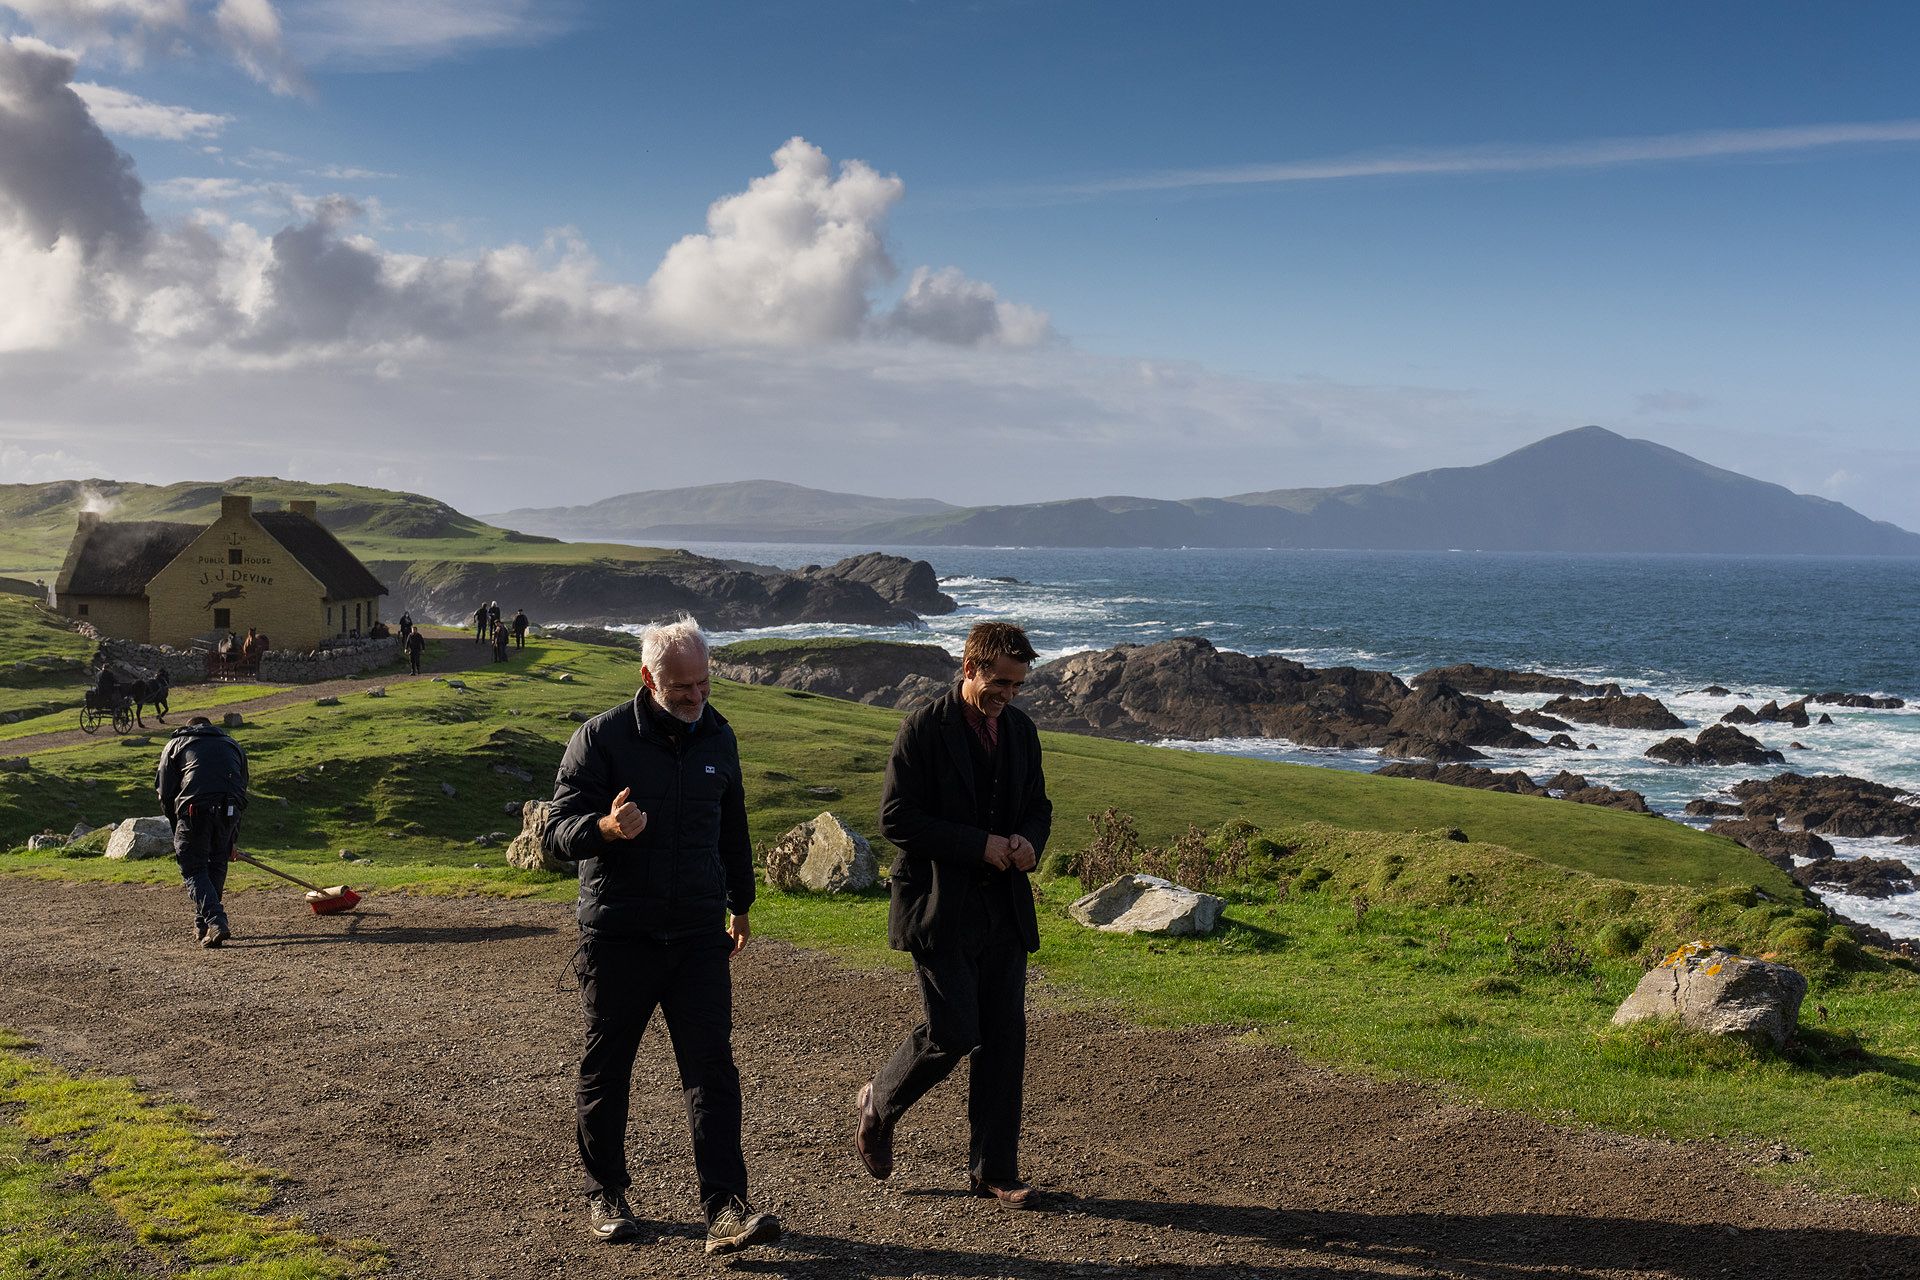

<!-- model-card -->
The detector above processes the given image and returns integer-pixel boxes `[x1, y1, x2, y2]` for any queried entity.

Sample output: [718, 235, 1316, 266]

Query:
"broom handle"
[233, 851, 329, 895]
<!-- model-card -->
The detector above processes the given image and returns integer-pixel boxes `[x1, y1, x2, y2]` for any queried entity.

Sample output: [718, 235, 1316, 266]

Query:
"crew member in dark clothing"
[156, 716, 250, 948]
[474, 603, 490, 643]
[512, 608, 529, 649]
[542, 616, 781, 1257]
[398, 612, 413, 644]
[406, 626, 426, 674]
[492, 619, 510, 662]
[855, 621, 1051, 1207]
[92, 664, 120, 701]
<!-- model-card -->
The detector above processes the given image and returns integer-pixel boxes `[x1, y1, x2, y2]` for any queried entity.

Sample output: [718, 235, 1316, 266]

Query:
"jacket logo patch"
[704, 765, 716, 774]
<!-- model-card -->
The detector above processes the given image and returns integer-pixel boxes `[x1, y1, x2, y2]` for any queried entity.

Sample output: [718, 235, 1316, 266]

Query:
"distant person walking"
[541, 616, 781, 1256]
[854, 621, 1052, 1207]
[474, 603, 490, 643]
[406, 626, 426, 675]
[512, 608, 529, 649]
[157, 716, 250, 949]
[398, 612, 413, 645]
[492, 620, 510, 662]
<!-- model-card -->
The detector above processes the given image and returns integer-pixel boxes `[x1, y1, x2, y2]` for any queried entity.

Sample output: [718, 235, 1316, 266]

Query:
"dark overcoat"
[880, 685, 1051, 956]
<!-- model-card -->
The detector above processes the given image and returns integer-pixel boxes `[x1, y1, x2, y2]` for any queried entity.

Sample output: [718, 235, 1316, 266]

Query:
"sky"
[1, 1, 1917, 529]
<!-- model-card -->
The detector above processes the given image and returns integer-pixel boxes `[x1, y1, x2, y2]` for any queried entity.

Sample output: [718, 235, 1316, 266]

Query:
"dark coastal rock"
[1564, 784, 1652, 813]
[1018, 637, 1412, 745]
[1373, 762, 1548, 796]
[1796, 856, 1916, 899]
[1814, 691, 1907, 709]
[1378, 735, 1486, 762]
[1383, 683, 1544, 752]
[1508, 707, 1574, 731]
[1685, 799, 1746, 818]
[1547, 733, 1580, 749]
[802, 553, 956, 616]
[1708, 818, 1836, 867]
[1753, 698, 1811, 728]
[1729, 772, 1920, 839]
[712, 640, 957, 710]
[1817, 713, 1834, 725]
[1544, 770, 1590, 792]
[1411, 664, 1615, 697]
[1539, 693, 1686, 730]
[1701, 685, 1732, 697]
[1645, 725, 1785, 767]
[1719, 704, 1759, 725]
[377, 555, 917, 630]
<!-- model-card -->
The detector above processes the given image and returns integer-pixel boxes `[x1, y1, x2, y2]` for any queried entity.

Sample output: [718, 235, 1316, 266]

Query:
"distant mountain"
[845, 427, 1920, 555]
[485, 479, 957, 542]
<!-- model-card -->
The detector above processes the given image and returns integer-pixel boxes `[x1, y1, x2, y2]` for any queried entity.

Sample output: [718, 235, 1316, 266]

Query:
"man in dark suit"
[855, 621, 1052, 1207]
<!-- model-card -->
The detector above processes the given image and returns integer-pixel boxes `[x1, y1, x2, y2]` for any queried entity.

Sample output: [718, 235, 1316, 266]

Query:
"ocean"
[629, 543, 1920, 939]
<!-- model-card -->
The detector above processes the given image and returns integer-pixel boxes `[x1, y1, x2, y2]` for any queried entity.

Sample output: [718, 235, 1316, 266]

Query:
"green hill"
[5, 592, 1918, 1200]
[0, 477, 693, 577]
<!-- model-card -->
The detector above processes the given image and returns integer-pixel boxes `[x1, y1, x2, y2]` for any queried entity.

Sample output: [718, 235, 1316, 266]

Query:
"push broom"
[233, 849, 362, 914]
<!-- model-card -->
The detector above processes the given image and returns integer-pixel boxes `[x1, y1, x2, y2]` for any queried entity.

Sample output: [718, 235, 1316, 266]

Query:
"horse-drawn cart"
[79, 666, 170, 735]
[79, 687, 135, 735]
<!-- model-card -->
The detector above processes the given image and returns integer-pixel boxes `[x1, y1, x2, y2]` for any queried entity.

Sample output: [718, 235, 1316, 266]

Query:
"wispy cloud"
[72, 81, 232, 140]
[1036, 120, 1920, 200]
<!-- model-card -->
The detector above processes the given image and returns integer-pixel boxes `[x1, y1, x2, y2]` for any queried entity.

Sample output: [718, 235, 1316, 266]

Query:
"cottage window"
[228, 548, 242, 565]
[326, 605, 332, 626]
[214, 608, 231, 630]
[77, 604, 88, 616]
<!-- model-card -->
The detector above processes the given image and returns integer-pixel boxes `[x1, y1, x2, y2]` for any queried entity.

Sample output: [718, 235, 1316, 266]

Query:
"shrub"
[1594, 919, 1652, 958]
[1292, 865, 1332, 894]
[1769, 925, 1824, 954]
[1467, 975, 1521, 996]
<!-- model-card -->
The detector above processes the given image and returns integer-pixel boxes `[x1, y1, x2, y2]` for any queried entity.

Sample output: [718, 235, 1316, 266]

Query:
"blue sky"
[2, 1, 1917, 529]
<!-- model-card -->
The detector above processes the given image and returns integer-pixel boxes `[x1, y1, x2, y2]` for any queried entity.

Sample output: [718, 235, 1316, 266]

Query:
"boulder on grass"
[504, 799, 574, 875]
[1069, 874, 1225, 937]
[26, 832, 67, 851]
[764, 812, 877, 894]
[105, 816, 173, 861]
[1610, 940, 1807, 1050]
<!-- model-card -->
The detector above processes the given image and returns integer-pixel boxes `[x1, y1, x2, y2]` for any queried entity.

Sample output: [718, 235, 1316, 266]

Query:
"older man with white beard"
[542, 615, 780, 1257]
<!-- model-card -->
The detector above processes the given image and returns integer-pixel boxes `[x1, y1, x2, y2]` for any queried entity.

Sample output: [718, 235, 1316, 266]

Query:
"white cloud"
[73, 80, 229, 137]
[1032, 119, 1920, 201]
[280, 0, 572, 68]
[2, 0, 304, 94]
[885, 265, 1053, 348]
[0, 436, 107, 483]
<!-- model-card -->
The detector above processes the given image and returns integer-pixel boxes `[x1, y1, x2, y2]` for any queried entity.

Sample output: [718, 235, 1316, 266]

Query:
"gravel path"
[1, 876, 1915, 1278]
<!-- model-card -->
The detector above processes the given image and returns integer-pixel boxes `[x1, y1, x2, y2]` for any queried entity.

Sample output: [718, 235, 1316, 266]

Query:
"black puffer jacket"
[543, 691, 754, 941]
[155, 722, 250, 823]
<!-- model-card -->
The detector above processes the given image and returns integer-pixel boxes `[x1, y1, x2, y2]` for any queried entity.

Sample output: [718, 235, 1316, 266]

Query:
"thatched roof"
[255, 512, 387, 601]
[58, 521, 200, 597]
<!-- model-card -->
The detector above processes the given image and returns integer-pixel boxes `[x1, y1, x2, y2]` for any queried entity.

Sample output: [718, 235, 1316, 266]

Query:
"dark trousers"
[173, 803, 238, 932]
[408, 650, 422, 674]
[872, 892, 1028, 1184]
[574, 930, 748, 1218]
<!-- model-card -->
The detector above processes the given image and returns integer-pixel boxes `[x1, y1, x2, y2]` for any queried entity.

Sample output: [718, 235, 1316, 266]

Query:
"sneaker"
[704, 1197, 781, 1256]
[201, 922, 229, 949]
[586, 1189, 642, 1243]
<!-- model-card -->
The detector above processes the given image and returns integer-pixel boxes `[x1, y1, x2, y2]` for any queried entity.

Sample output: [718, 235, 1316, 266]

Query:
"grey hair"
[641, 614, 708, 673]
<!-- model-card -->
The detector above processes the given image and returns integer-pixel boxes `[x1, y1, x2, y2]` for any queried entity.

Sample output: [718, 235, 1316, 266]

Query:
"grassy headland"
[2, 594, 1917, 1206]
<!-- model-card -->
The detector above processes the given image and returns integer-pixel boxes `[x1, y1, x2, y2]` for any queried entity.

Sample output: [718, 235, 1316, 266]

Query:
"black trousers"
[172, 802, 238, 932]
[871, 890, 1028, 1184]
[574, 930, 747, 1218]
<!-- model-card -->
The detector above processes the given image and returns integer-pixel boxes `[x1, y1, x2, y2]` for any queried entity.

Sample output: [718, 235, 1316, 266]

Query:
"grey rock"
[26, 833, 67, 851]
[222, 712, 243, 728]
[492, 764, 535, 783]
[1611, 941, 1807, 1050]
[503, 800, 524, 816]
[1068, 874, 1225, 937]
[314, 696, 341, 707]
[0, 756, 30, 772]
[764, 812, 878, 894]
[440, 782, 457, 798]
[366, 687, 386, 698]
[504, 799, 574, 875]
[105, 816, 173, 861]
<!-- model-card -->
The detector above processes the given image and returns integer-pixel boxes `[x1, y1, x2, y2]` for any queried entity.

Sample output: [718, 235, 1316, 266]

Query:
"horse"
[127, 668, 170, 727]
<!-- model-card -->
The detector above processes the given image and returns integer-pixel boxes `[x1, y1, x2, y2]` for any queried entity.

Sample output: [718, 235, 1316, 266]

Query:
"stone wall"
[89, 626, 401, 685]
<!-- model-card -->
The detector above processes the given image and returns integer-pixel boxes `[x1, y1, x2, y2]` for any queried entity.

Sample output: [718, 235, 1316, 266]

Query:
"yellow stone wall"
[60, 595, 150, 642]
[146, 501, 332, 649]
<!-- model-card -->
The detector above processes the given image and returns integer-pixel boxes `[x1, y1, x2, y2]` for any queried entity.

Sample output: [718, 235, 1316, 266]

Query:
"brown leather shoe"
[971, 1178, 1039, 1208]
[854, 1081, 892, 1179]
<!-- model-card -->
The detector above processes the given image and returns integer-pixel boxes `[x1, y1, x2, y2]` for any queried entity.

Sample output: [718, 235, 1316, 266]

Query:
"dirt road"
[1, 877, 1913, 1279]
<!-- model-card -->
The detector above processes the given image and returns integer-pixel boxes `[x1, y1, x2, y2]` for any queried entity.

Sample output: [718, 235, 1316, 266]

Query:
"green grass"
[0, 1030, 382, 1279]
[2, 624, 1917, 1214]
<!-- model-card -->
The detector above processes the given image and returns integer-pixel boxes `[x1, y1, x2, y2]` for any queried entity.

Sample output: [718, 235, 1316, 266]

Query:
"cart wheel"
[80, 707, 100, 734]
[112, 705, 134, 734]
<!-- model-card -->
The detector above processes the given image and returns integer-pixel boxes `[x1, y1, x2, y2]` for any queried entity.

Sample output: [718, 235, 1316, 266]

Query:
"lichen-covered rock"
[764, 812, 877, 894]
[1069, 874, 1225, 936]
[105, 816, 173, 861]
[503, 799, 574, 875]
[1610, 941, 1807, 1050]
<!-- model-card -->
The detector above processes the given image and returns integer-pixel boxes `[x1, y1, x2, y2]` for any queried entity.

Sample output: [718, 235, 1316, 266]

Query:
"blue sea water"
[624, 544, 1920, 937]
